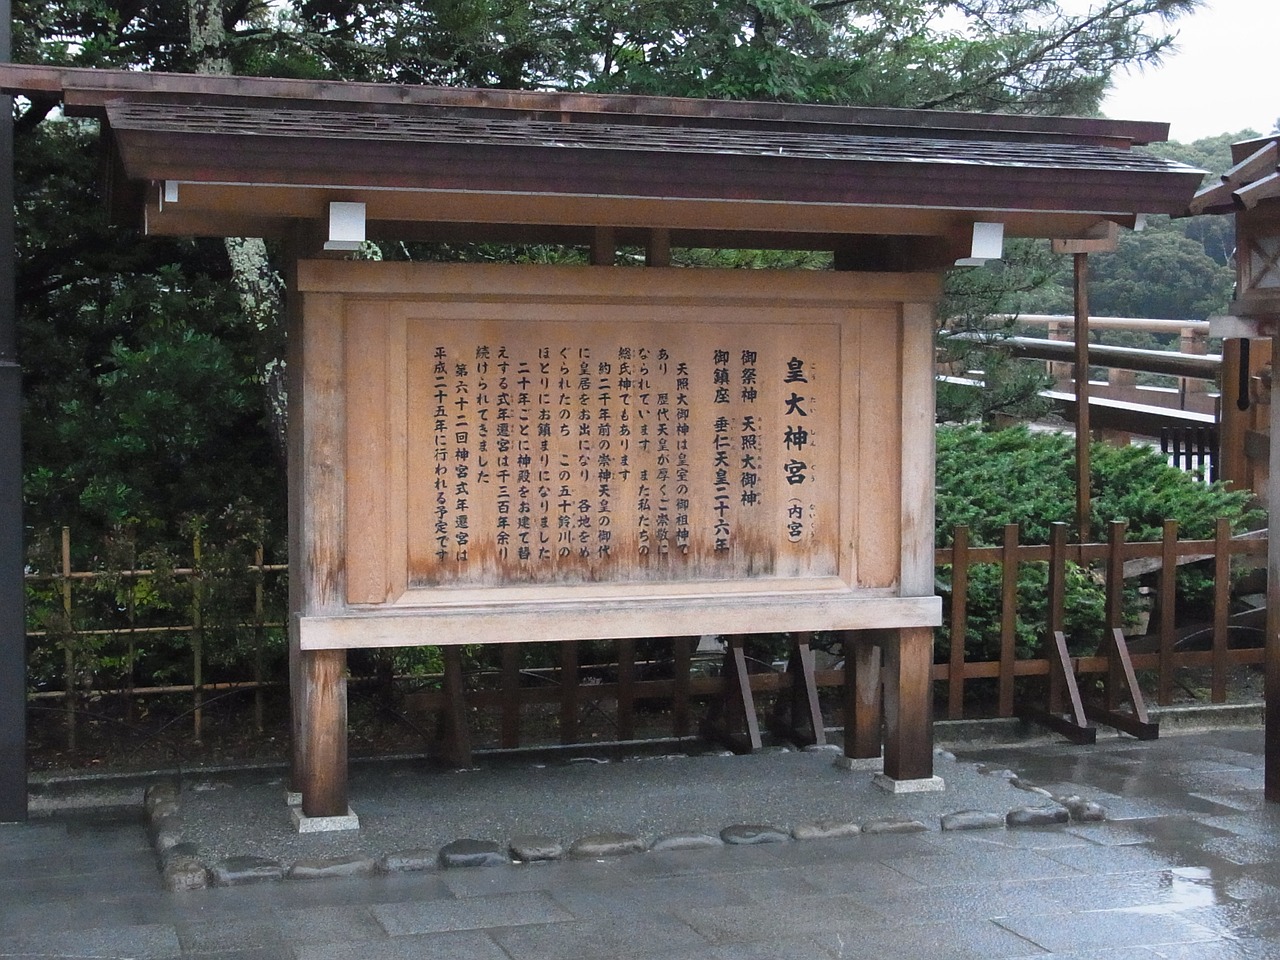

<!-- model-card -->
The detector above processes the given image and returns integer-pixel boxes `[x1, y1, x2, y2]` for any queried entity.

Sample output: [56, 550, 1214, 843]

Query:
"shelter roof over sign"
[0, 65, 1204, 259]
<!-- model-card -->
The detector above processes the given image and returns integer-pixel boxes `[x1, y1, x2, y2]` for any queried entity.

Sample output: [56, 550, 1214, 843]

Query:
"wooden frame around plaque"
[293, 261, 942, 649]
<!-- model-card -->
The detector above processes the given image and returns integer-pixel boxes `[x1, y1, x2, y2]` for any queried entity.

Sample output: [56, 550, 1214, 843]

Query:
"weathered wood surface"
[296, 262, 943, 649]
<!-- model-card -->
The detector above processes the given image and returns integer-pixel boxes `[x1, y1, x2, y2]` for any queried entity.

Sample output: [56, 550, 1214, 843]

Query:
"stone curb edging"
[143, 763, 1108, 892]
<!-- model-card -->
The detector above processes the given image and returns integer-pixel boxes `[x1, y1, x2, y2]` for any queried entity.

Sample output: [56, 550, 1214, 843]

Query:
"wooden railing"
[26, 520, 1267, 755]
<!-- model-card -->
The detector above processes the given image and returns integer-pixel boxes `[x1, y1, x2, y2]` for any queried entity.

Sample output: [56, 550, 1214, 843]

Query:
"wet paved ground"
[4, 727, 1280, 959]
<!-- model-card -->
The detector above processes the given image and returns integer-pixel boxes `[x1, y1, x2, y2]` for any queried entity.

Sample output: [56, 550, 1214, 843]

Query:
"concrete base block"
[833, 754, 883, 772]
[873, 774, 945, 794]
[285, 790, 302, 807]
[290, 806, 360, 833]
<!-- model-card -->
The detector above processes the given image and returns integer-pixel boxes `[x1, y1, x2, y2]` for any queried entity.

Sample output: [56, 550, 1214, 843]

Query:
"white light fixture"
[161, 181, 180, 206]
[955, 221, 1005, 267]
[324, 202, 366, 251]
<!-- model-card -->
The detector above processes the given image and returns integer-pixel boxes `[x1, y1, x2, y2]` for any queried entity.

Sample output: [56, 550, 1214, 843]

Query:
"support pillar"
[880, 627, 939, 788]
[840, 630, 882, 761]
[0, 0, 26, 823]
[295, 648, 352, 823]
[1267, 331, 1280, 803]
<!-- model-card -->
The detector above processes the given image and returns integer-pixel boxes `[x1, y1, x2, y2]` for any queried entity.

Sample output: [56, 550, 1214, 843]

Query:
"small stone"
[1010, 777, 1054, 797]
[720, 824, 789, 845]
[148, 798, 180, 822]
[649, 832, 724, 852]
[162, 856, 208, 892]
[150, 814, 184, 853]
[791, 819, 860, 841]
[1006, 805, 1071, 828]
[144, 782, 178, 816]
[438, 839, 509, 869]
[701, 749, 736, 758]
[568, 832, 646, 859]
[1058, 795, 1107, 822]
[933, 748, 957, 762]
[802, 743, 842, 753]
[161, 841, 200, 864]
[941, 811, 1005, 832]
[757, 745, 792, 754]
[379, 849, 437, 873]
[287, 854, 378, 881]
[509, 835, 564, 862]
[861, 817, 928, 835]
[209, 856, 285, 886]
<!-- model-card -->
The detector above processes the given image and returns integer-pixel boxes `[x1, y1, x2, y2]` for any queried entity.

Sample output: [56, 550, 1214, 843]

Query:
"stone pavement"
[3, 727, 1280, 959]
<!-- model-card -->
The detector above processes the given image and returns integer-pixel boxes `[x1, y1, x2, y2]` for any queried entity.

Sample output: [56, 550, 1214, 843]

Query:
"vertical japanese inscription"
[401, 320, 837, 586]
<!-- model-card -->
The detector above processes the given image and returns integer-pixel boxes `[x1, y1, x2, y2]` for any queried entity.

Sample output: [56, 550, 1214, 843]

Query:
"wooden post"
[1073, 253, 1092, 541]
[1105, 520, 1126, 711]
[500, 644, 520, 748]
[1158, 520, 1178, 706]
[882, 627, 933, 781]
[645, 229, 671, 267]
[1047, 522, 1068, 715]
[559, 639, 579, 744]
[947, 525, 968, 719]
[298, 648, 348, 818]
[841, 630, 882, 760]
[616, 637, 636, 741]
[191, 529, 203, 743]
[60, 526, 74, 753]
[1212, 516, 1231, 703]
[253, 543, 265, 734]
[285, 225, 351, 817]
[1267, 330, 1280, 802]
[671, 635, 692, 738]
[998, 523, 1019, 717]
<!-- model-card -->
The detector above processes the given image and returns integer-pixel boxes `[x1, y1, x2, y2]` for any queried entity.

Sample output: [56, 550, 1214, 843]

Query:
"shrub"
[934, 425, 1260, 662]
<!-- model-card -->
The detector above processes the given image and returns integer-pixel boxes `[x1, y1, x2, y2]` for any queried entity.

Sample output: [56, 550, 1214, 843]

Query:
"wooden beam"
[1073, 253, 1092, 540]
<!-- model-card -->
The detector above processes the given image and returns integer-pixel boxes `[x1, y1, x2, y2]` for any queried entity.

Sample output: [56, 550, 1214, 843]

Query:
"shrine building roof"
[0, 65, 1205, 261]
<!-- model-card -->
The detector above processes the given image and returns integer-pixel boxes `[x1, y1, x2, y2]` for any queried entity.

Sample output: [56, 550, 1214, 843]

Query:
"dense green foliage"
[935, 425, 1260, 662]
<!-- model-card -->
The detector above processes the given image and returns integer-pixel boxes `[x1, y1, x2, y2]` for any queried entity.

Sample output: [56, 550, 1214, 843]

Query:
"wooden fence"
[24, 519, 1269, 754]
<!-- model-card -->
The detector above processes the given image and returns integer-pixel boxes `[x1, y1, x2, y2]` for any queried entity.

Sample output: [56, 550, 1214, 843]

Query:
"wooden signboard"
[292, 262, 942, 650]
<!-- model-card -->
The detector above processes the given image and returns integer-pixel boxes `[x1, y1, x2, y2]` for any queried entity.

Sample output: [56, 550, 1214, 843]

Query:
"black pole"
[0, 0, 28, 823]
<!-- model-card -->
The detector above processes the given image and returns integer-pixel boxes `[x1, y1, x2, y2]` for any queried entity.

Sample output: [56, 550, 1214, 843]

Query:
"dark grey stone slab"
[568, 832, 647, 859]
[0, 923, 181, 959]
[940, 810, 1004, 832]
[287, 854, 378, 881]
[720, 824, 789, 845]
[275, 905, 389, 944]
[790, 819, 860, 841]
[373, 891, 573, 935]
[995, 910, 1222, 952]
[209, 855, 286, 886]
[1007, 804, 1071, 828]
[491, 915, 708, 960]
[438, 839, 509, 869]
[295, 931, 510, 960]
[651, 832, 725, 852]
[177, 917, 285, 953]
[861, 817, 928, 834]
[379, 848, 436, 872]
[509, 834, 564, 862]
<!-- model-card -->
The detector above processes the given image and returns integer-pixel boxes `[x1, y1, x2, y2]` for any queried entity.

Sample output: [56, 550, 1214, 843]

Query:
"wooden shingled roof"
[1189, 138, 1280, 215]
[0, 65, 1206, 257]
